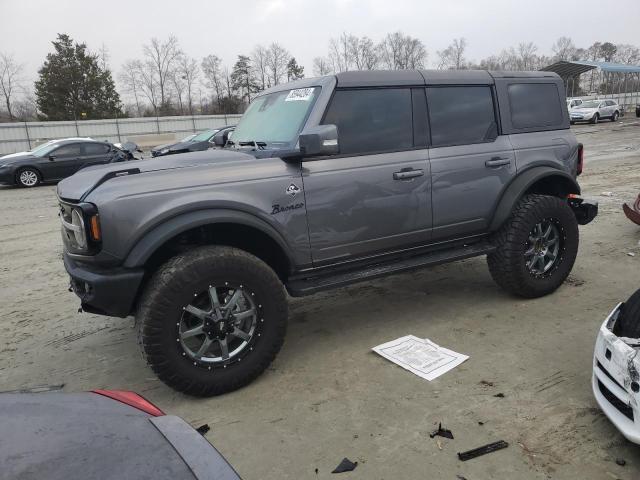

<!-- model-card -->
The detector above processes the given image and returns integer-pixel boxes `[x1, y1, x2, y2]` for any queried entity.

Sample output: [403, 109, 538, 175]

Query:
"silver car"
[570, 99, 621, 124]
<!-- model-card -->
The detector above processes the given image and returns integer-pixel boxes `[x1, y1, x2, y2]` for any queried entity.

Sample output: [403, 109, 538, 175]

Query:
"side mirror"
[299, 125, 339, 158]
[212, 131, 227, 147]
[48, 155, 56, 161]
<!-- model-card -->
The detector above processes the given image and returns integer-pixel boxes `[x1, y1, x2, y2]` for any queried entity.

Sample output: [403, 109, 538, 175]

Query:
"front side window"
[232, 87, 321, 148]
[52, 144, 81, 157]
[322, 88, 413, 155]
[508, 83, 563, 129]
[427, 86, 496, 147]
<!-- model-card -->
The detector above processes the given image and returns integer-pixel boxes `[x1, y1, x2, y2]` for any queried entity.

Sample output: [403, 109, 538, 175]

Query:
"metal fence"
[0, 114, 243, 155]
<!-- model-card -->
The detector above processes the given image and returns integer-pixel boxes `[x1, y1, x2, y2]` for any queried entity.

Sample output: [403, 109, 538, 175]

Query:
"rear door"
[427, 85, 516, 240]
[303, 87, 432, 265]
[79, 142, 113, 171]
[47, 143, 83, 179]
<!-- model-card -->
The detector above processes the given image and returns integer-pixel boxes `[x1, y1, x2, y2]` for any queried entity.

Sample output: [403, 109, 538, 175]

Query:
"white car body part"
[592, 303, 640, 444]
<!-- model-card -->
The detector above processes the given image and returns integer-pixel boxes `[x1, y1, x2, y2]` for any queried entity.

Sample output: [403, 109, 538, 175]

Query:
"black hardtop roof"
[336, 69, 561, 87]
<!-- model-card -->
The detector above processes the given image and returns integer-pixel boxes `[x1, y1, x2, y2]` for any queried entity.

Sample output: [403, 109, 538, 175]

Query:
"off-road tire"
[137, 246, 288, 396]
[613, 289, 640, 338]
[487, 194, 579, 298]
[16, 167, 41, 187]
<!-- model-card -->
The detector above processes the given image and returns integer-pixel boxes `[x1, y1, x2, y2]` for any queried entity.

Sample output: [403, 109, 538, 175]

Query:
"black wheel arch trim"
[123, 208, 296, 271]
[489, 166, 580, 232]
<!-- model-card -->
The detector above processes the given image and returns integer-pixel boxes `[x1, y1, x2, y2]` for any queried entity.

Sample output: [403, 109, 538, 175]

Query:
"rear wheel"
[137, 246, 288, 396]
[16, 168, 40, 187]
[487, 194, 579, 298]
[611, 111, 619, 122]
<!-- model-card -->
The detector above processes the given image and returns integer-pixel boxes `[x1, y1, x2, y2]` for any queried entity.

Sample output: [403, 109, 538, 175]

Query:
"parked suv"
[570, 99, 621, 124]
[57, 70, 597, 396]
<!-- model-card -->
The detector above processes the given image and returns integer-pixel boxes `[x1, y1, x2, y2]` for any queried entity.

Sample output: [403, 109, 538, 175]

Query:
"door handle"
[393, 169, 424, 180]
[485, 157, 511, 168]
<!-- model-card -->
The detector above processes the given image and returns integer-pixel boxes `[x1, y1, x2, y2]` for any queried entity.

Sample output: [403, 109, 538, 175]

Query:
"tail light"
[577, 143, 584, 176]
[92, 389, 165, 416]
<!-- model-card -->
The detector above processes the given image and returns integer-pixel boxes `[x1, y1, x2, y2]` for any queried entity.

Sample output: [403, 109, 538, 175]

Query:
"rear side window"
[323, 88, 413, 155]
[84, 143, 110, 155]
[52, 144, 81, 157]
[508, 83, 563, 129]
[605, 100, 615, 106]
[427, 86, 496, 147]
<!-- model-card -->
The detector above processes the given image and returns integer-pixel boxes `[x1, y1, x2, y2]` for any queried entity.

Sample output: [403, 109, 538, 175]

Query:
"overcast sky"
[2, 0, 640, 88]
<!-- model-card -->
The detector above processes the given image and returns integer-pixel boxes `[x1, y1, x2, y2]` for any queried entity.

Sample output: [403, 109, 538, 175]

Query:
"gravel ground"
[1, 117, 640, 479]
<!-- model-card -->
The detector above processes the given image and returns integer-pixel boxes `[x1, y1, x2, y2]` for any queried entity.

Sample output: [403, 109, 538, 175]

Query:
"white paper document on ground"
[372, 335, 469, 381]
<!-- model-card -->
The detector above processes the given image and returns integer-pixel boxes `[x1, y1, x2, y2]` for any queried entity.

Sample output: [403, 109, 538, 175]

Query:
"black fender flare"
[123, 208, 295, 269]
[489, 166, 580, 232]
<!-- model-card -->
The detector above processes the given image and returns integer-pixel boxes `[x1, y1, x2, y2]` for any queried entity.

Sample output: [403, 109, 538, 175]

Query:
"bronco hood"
[57, 149, 256, 202]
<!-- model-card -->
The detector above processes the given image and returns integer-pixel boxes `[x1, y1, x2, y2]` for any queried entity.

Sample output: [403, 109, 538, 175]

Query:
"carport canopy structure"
[541, 60, 640, 106]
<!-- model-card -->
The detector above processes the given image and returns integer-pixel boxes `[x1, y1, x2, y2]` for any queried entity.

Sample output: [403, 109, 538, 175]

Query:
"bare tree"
[265, 43, 290, 86]
[170, 70, 185, 114]
[251, 45, 270, 90]
[328, 33, 352, 72]
[98, 43, 110, 71]
[201, 54, 223, 109]
[132, 59, 160, 114]
[437, 38, 467, 69]
[614, 44, 640, 64]
[0, 52, 25, 121]
[378, 31, 427, 70]
[517, 42, 538, 70]
[119, 60, 143, 116]
[176, 55, 199, 114]
[348, 35, 378, 70]
[552, 37, 576, 61]
[313, 57, 332, 76]
[142, 35, 182, 109]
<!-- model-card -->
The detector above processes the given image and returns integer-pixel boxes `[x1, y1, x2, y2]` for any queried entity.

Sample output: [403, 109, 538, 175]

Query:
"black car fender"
[123, 208, 295, 270]
[489, 166, 581, 232]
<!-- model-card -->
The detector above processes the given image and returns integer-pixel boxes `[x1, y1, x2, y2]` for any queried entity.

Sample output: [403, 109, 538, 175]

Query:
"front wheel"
[137, 246, 288, 396]
[16, 168, 41, 187]
[487, 194, 579, 298]
[590, 113, 599, 124]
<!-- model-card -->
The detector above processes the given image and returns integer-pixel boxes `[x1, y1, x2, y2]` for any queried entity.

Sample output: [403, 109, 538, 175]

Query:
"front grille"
[598, 379, 634, 421]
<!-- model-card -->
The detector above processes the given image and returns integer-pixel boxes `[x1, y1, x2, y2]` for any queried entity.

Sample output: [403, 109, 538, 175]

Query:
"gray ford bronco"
[58, 70, 597, 396]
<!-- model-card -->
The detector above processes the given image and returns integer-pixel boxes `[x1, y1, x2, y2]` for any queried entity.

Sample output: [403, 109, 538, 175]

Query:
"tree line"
[1, 33, 639, 122]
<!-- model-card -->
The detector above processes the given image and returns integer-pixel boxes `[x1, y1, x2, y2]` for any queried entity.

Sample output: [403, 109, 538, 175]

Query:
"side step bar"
[286, 241, 496, 297]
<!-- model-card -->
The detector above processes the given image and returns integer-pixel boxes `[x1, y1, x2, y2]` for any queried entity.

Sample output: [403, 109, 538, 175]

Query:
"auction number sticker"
[285, 88, 314, 102]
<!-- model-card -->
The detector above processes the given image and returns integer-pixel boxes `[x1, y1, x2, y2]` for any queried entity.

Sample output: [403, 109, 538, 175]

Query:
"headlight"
[70, 208, 87, 249]
[161, 148, 169, 154]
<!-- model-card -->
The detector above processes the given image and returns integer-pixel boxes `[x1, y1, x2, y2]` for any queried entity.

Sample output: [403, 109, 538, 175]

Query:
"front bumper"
[592, 304, 640, 444]
[64, 252, 145, 318]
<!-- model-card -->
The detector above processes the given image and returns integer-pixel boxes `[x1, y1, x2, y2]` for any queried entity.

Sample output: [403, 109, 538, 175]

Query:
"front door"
[303, 87, 432, 266]
[426, 85, 516, 240]
[47, 143, 82, 179]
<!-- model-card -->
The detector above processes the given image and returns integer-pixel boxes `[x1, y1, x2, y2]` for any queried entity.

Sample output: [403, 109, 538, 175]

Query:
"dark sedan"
[0, 138, 127, 187]
[151, 126, 235, 157]
[1, 389, 241, 480]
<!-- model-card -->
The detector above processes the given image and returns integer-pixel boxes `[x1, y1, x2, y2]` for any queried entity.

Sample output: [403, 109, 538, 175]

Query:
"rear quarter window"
[508, 83, 563, 129]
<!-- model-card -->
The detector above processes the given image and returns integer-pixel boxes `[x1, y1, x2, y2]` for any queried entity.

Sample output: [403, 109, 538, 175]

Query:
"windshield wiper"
[238, 141, 267, 150]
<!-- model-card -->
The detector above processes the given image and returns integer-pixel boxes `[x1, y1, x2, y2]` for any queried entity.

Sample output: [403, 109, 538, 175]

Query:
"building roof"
[541, 60, 640, 77]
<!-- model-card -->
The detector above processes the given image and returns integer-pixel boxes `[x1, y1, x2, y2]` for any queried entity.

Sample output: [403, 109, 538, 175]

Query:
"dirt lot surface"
[2, 117, 640, 479]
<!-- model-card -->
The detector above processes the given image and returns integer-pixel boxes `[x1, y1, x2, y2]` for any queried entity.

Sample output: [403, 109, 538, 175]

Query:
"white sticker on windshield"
[285, 88, 314, 102]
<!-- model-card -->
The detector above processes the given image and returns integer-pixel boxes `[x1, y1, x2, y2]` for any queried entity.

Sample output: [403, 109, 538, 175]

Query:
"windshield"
[231, 87, 321, 148]
[180, 134, 197, 142]
[579, 101, 601, 108]
[191, 130, 218, 142]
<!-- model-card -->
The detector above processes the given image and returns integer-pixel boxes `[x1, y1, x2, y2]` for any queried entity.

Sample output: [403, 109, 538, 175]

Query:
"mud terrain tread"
[136, 246, 287, 396]
[487, 194, 579, 298]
